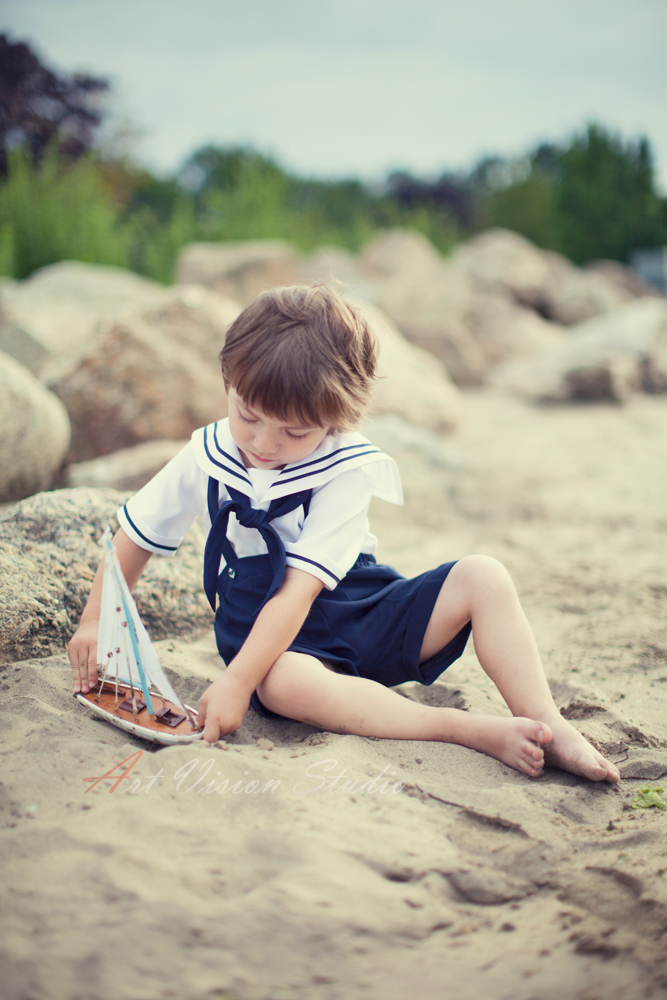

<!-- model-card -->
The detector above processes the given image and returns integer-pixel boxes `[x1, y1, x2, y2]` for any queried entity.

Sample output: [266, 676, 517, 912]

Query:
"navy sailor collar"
[191, 419, 403, 505]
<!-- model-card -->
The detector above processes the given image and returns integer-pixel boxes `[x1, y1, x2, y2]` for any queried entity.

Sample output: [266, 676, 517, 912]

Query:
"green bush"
[0, 148, 130, 278]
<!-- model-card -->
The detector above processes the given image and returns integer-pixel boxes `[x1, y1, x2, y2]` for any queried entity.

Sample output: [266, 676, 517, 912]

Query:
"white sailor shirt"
[117, 419, 403, 590]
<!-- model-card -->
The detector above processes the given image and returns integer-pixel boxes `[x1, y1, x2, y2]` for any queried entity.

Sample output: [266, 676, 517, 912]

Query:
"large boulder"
[491, 298, 667, 403]
[0, 488, 213, 663]
[176, 240, 300, 305]
[48, 315, 226, 463]
[586, 259, 662, 299]
[452, 229, 552, 309]
[140, 283, 241, 365]
[469, 292, 565, 365]
[355, 300, 461, 432]
[0, 350, 71, 503]
[299, 245, 369, 293]
[540, 251, 632, 325]
[65, 440, 188, 492]
[359, 231, 485, 386]
[0, 261, 168, 374]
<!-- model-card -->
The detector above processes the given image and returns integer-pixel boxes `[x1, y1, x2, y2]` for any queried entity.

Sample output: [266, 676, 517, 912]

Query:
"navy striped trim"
[203, 425, 251, 484]
[286, 552, 340, 584]
[122, 505, 178, 552]
[212, 422, 247, 471]
[277, 449, 382, 487]
[280, 442, 371, 476]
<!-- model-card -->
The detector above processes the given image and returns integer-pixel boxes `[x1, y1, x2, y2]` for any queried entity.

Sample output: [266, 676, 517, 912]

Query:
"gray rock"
[587, 259, 662, 299]
[0, 350, 71, 503]
[0, 261, 168, 374]
[491, 298, 667, 403]
[48, 314, 226, 462]
[452, 228, 553, 309]
[541, 251, 632, 325]
[352, 299, 461, 432]
[0, 488, 213, 663]
[176, 240, 300, 305]
[140, 283, 241, 366]
[470, 292, 564, 365]
[65, 440, 188, 492]
[360, 231, 485, 386]
[299, 245, 369, 293]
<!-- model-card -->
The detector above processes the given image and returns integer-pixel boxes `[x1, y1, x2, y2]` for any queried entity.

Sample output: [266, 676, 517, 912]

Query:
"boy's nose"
[254, 431, 279, 454]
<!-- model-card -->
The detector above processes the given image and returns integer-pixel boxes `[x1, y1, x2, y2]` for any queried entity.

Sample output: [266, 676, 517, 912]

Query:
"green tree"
[483, 166, 562, 250]
[0, 148, 128, 278]
[557, 123, 666, 263]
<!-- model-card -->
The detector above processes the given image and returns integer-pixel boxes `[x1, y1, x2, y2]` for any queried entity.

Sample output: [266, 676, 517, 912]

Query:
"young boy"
[69, 285, 620, 783]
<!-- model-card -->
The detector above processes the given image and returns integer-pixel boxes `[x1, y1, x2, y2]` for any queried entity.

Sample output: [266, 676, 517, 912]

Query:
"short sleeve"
[117, 443, 207, 556]
[284, 468, 376, 589]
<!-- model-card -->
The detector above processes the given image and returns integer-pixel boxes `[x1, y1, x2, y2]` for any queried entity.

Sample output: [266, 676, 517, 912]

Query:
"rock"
[49, 315, 226, 462]
[453, 229, 552, 309]
[470, 292, 565, 365]
[0, 350, 71, 503]
[0, 261, 167, 374]
[353, 300, 461, 432]
[361, 414, 458, 471]
[66, 440, 188, 492]
[176, 241, 300, 305]
[491, 298, 667, 403]
[360, 231, 485, 386]
[299, 246, 368, 292]
[587, 260, 662, 299]
[541, 251, 632, 326]
[140, 284, 242, 365]
[0, 488, 213, 663]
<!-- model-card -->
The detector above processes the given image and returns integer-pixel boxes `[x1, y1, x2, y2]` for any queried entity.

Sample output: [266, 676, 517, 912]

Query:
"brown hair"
[219, 284, 377, 431]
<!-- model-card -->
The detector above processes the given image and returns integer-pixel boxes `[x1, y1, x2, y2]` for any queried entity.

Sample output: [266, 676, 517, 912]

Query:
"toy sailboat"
[75, 528, 203, 745]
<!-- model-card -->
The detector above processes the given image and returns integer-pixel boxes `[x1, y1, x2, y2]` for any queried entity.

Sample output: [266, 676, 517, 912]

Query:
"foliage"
[557, 124, 666, 264]
[0, 148, 128, 279]
[631, 785, 666, 810]
[1, 105, 666, 284]
[0, 34, 109, 177]
[481, 124, 667, 264]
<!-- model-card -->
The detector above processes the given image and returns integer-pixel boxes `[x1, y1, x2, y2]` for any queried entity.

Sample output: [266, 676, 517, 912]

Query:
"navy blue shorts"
[213, 553, 471, 721]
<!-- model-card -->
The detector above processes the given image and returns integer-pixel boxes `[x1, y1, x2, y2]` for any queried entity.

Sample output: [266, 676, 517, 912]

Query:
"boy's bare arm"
[68, 529, 153, 693]
[198, 567, 324, 742]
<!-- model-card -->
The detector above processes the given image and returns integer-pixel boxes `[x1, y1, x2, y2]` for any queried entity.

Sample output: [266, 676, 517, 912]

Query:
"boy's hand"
[68, 620, 101, 694]
[198, 672, 252, 742]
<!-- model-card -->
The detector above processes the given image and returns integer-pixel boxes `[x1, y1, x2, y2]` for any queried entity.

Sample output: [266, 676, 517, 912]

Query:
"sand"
[2, 389, 667, 1000]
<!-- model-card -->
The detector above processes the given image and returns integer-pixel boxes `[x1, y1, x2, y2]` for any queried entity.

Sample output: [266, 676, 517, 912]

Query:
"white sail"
[96, 528, 187, 714]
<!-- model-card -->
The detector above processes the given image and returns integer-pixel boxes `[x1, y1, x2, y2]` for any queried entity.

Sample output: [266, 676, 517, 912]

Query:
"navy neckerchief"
[203, 478, 312, 613]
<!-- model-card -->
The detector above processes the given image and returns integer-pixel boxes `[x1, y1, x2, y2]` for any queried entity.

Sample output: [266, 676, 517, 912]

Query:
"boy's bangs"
[232, 353, 350, 430]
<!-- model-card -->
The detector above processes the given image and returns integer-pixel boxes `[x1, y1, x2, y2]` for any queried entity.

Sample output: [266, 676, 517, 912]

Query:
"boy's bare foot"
[539, 714, 620, 783]
[457, 715, 552, 778]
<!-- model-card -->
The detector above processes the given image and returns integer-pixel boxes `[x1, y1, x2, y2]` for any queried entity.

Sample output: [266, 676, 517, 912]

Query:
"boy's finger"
[87, 655, 99, 688]
[203, 716, 221, 744]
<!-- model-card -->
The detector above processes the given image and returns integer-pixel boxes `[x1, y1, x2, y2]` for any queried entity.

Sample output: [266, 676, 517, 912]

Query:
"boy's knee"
[256, 653, 298, 703]
[454, 554, 513, 591]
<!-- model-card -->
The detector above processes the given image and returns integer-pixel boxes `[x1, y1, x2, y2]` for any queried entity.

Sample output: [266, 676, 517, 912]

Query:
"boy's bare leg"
[420, 555, 620, 783]
[257, 653, 554, 778]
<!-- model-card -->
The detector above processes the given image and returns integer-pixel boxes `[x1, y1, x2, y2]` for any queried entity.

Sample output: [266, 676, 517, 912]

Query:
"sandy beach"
[2, 387, 667, 1000]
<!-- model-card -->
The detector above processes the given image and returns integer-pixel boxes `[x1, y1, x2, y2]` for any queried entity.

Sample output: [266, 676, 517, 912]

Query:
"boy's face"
[228, 388, 331, 470]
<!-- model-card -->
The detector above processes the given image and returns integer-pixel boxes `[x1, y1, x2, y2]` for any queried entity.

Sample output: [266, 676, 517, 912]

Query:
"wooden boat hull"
[75, 686, 203, 745]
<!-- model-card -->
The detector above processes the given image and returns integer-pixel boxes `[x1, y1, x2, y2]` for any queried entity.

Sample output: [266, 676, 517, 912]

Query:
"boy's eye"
[238, 413, 256, 425]
[286, 431, 309, 440]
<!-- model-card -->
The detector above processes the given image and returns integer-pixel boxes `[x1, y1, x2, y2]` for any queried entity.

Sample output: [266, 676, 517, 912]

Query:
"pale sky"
[3, 0, 667, 189]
